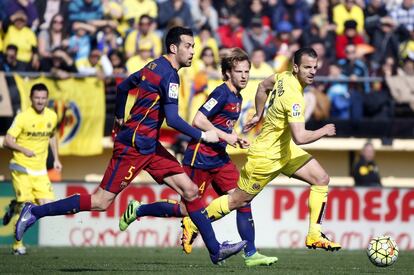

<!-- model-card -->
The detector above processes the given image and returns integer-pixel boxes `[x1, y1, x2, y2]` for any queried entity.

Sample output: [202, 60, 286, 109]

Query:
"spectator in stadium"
[213, 0, 244, 26]
[389, 0, 414, 33]
[38, 14, 69, 60]
[76, 47, 113, 78]
[125, 40, 153, 74]
[35, 0, 70, 31]
[217, 11, 245, 49]
[333, 0, 364, 35]
[2, 83, 61, 255]
[369, 17, 400, 72]
[157, 0, 194, 31]
[327, 63, 350, 119]
[353, 142, 382, 187]
[0, 44, 30, 72]
[272, 21, 298, 73]
[189, 0, 219, 31]
[400, 27, 414, 60]
[108, 50, 126, 76]
[193, 46, 221, 79]
[193, 26, 220, 65]
[242, 17, 274, 59]
[398, 56, 414, 76]
[5, 0, 39, 30]
[249, 48, 274, 79]
[95, 23, 123, 55]
[124, 15, 161, 59]
[364, 0, 388, 40]
[68, 0, 103, 25]
[101, 0, 123, 21]
[3, 11, 38, 69]
[335, 20, 365, 59]
[40, 47, 77, 79]
[242, 0, 271, 29]
[271, 0, 311, 40]
[337, 44, 370, 121]
[121, 0, 157, 27]
[68, 22, 96, 61]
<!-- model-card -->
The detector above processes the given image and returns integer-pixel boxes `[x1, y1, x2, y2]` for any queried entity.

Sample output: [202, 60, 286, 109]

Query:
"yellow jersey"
[248, 71, 305, 160]
[7, 107, 57, 173]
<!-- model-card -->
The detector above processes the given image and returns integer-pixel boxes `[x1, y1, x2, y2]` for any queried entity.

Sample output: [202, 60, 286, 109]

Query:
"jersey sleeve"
[160, 71, 180, 106]
[115, 70, 142, 119]
[283, 83, 305, 123]
[199, 89, 226, 118]
[7, 113, 24, 138]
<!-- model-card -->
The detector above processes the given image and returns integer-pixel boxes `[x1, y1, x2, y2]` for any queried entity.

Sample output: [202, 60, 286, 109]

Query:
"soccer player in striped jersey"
[121, 48, 278, 266]
[15, 27, 246, 264]
[3, 83, 62, 255]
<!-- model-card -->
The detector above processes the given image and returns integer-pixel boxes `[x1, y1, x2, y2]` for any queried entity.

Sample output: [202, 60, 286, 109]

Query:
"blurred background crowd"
[1, 0, 414, 130]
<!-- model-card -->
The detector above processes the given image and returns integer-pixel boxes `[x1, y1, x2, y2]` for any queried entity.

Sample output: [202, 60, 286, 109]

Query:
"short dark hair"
[221, 48, 251, 81]
[6, 44, 18, 52]
[165, 26, 193, 54]
[30, 83, 49, 97]
[293, 47, 318, 65]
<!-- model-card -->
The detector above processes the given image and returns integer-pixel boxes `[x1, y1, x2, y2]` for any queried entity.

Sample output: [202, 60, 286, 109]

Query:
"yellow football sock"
[308, 185, 328, 236]
[189, 195, 230, 231]
[205, 195, 230, 221]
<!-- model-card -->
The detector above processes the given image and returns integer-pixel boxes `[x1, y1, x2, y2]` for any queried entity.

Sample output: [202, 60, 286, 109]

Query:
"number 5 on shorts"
[125, 166, 136, 180]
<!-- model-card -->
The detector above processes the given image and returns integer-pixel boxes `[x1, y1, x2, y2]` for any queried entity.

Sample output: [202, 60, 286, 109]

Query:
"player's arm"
[289, 122, 336, 145]
[49, 134, 62, 171]
[244, 73, 275, 132]
[3, 134, 35, 157]
[114, 70, 142, 124]
[193, 111, 238, 147]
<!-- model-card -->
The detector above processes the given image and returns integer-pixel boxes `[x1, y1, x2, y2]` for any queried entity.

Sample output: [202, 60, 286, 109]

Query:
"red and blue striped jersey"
[183, 83, 243, 169]
[115, 56, 182, 154]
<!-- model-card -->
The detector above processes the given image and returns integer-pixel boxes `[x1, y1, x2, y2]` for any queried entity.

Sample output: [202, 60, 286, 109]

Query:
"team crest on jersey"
[147, 62, 157, 70]
[292, 103, 301, 117]
[169, 83, 179, 99]
[203, 98, 218, 111]
[120, 181, 128, 189]
[252, 183, 261, 191]
[236, 102, 240, 112]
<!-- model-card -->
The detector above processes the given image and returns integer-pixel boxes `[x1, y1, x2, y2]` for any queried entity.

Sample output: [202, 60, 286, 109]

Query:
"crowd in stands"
[1, 0, 414, 122]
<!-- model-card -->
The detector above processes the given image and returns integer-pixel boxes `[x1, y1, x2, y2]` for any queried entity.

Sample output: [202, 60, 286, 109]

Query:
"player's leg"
[144, 144, 246, 264]
[288, 156, 341, 251]
[16, 142, 140, 241]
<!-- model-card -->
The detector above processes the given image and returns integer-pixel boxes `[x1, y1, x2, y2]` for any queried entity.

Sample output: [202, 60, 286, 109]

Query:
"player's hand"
[23, 149, 35, 157]
[54, 159, 63, 171]
[202, 130, 219, 143]
[112, 117, 124, 140]
[323, 124, 336, 136]
[223, 133, 238, 147]
[237, 137, 250, 149]
[243, 114, 260, 133]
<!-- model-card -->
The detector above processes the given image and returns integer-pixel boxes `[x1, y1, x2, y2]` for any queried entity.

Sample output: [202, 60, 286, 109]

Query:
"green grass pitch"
[0, 247, 412, 274]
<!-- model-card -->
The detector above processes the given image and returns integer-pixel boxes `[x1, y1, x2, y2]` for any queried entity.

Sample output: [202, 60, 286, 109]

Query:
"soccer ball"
[366, 236, 399, 267]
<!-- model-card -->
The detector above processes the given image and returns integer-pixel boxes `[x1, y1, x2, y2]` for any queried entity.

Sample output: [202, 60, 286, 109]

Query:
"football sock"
[205, 195, 230, 221]
[31, 194, 92, 218]
[184, 198, 220, 255]
[237, 204, 256, 256]
[308, 185, 328, 236]
[136, 200, 182, 217]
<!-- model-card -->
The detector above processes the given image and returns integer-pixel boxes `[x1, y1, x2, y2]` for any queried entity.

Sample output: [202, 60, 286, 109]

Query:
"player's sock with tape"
[31, 194, 92, 218]
[205, 195, 230, 221]
[308, 185, 328, 236]
[184, 197, 219, 255]
[136, 200, 182, 217]
[237, 204, 256, 256]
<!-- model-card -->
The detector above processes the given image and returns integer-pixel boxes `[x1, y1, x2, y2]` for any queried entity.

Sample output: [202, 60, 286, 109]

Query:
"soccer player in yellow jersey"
[182, 48, 341, 252]
[2, 83, 62, 255]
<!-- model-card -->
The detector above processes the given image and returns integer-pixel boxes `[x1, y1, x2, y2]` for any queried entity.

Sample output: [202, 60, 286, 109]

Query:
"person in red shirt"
[335, 19, 365, 59]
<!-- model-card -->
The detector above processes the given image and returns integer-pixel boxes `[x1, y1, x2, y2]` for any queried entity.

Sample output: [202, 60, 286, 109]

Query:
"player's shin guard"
[184, 197, 220, 255]
[31, 194, 92, 218]
[308, 185, 328, 236]
[136, 199, 182, 218]
[237, 204, 256, 256]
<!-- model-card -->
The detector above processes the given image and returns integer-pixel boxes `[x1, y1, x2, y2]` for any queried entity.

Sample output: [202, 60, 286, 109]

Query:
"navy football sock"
[136, 200, 182, 218]
[188, 208, 220, 255]
[237, 204, 256, 256]
[31, 194, 90, 218]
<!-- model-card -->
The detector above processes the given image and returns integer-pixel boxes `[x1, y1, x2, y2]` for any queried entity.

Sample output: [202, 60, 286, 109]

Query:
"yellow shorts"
[11, 170, 55, 203]
[238, 144, 312, 195]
